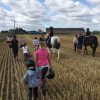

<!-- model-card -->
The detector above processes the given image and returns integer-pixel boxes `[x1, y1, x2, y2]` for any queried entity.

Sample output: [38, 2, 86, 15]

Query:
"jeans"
[74, 44, 77, 51]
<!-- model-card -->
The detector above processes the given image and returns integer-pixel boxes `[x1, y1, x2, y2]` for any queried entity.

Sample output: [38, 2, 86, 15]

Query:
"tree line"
[0, 27, 28, 34]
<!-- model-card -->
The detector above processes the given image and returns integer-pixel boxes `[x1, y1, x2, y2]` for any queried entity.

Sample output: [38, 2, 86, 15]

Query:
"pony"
[45, 34, 60, 60]
[84, 36, 98, 56]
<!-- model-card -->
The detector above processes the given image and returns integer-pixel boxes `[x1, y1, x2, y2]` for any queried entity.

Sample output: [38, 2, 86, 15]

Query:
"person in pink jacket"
[34, 41, 52, 96]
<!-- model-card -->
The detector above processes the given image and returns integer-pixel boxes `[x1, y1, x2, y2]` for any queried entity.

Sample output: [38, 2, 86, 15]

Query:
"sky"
[0, 0, 100, 32]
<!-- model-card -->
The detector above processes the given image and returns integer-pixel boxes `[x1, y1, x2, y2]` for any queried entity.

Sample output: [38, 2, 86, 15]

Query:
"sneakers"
[41, 86, 46, 96]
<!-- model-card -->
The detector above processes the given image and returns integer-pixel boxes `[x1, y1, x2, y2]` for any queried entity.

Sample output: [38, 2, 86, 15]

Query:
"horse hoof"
[57, 58, 59, 60]
[86, 53, 88, 55]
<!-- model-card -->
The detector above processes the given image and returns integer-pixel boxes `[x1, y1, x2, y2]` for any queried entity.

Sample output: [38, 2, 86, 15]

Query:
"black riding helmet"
[26, 60, 35, 69]
[50, 26, 53, 31]
[46, 70, 55, 79]
[87, 28, 89, 31]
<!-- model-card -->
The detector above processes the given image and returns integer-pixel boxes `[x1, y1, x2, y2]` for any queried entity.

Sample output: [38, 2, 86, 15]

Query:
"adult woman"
[34, 41, 52, 96]
[10, 35, 19, 63]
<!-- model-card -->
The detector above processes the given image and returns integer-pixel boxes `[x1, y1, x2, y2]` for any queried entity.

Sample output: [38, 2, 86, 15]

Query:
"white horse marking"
[45, 34, 60, 60]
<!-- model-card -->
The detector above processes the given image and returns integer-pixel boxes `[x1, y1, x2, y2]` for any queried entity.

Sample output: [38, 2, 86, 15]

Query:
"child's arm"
[23, 72, 28, 85]
[27, 48, 29, 53]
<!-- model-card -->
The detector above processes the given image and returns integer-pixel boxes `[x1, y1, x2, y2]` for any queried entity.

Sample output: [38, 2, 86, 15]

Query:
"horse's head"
[45, 33, 49, 39]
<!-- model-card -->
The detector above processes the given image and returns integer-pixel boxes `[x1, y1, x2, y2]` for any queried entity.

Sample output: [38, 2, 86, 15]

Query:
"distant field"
[0, 34, 100, 100]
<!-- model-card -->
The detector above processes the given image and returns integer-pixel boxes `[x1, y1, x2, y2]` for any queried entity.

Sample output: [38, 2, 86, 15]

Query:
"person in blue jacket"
[23, 60, 38, 100]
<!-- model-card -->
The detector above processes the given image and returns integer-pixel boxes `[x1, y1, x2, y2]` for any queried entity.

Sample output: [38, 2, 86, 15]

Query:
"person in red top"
[39, 34, 45, 41]
[46, 26, 54, 42]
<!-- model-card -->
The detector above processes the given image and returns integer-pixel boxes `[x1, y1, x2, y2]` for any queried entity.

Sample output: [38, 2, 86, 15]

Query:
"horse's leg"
[84, 46, 86, 53]
[47, 47, 51, 56]
[86, 46, 88, 55]
[51, 47, 55, 58]
[47, 47, 49, 52]
[57, 49, 60, 60]
[92, 48, 96, 57]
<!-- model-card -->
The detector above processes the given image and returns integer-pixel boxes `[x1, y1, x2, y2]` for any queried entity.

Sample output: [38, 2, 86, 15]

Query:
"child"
[20, 37, 25, 48]
[73, 34, 78, 51]
[7, 35, 10, 44]
[21, 43, 29, 62]
[33, 37, 39, 51]
[23, 60, 38, 100]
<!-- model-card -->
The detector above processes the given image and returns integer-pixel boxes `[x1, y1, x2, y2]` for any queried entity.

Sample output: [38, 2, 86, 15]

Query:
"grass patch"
[0, 37, 6, 42]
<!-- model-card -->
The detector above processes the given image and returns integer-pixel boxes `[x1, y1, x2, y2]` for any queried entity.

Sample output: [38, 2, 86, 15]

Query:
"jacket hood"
[27, 69, 36, 76]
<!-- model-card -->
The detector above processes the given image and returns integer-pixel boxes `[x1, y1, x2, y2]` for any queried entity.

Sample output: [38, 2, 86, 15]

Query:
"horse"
[84, 36, 98, 56]
[45, 34, 60, 60]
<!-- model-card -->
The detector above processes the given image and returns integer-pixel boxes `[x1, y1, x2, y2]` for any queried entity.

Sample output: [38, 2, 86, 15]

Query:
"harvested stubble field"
[0, 34, 100, 100]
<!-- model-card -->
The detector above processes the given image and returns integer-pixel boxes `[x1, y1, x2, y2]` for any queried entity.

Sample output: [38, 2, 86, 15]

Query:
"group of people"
[6, 27, 54, 100]
[73, 28, 91, 54]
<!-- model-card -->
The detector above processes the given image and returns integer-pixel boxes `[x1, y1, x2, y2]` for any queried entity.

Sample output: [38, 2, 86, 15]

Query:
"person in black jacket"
[84, 28, 91, 42]
[10, 35, 19, 63]
[46, 26, 54, 43]
[86, 28, 91, 36]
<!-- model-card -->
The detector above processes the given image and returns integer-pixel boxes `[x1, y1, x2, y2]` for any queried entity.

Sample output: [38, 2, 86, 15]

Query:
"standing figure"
[20, 37, 25, 48]
[33, 37, 39, 51]
[23, 60, 38, 100]
[34, 41, 52, 96]
[10, 36, 19, 63]
[21, 43, 29, 62]
[39, 34, 45, 41]
[77, 33, 84, 54]
[73, 34, 78, 51]
[7, 35, 10, 44]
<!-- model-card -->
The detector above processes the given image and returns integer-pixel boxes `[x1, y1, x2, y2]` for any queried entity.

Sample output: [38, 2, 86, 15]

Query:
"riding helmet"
[87, 28, 89, 30]
[46, 70, 55, 79]
[50, 26, 53, 31]
[26, 59, 35, 69]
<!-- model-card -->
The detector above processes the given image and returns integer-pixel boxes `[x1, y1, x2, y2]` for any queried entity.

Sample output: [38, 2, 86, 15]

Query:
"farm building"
[46, 28, 85, 34]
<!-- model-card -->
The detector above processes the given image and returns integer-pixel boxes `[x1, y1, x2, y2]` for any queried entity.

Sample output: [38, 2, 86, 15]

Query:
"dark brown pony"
[84, 36, 98, 56]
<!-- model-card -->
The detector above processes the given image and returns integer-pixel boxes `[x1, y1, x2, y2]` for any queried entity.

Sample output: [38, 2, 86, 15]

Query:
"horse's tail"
[54, 38, 60, 49]
[94, 36, 98, 49]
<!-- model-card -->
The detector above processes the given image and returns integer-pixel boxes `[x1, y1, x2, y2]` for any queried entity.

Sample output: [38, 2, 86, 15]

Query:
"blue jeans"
[46, 37, 49, 42]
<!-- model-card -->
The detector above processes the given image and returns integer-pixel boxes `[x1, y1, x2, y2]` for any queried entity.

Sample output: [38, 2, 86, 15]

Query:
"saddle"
[46, 38, 52, 48]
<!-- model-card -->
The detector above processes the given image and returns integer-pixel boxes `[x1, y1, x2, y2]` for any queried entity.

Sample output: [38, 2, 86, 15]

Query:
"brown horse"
[84, 36, 98, 56]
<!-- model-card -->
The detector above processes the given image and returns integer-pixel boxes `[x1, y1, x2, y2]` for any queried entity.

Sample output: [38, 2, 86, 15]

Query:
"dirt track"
[0, 34, 100, 100]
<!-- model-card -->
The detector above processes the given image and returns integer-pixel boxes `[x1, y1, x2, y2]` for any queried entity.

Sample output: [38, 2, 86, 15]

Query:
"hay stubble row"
[0, 34, 100, 100]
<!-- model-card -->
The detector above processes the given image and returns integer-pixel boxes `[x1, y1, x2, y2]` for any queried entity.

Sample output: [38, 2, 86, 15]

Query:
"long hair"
[13, 35, 16, 41]
[24, 43, 26, 48]
[39, 41, 46, 50]
[75, 34, 77, 38]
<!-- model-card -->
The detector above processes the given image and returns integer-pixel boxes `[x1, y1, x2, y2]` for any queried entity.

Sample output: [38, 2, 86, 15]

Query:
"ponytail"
[13, 35, 16, 40]
[24, 43, 26, 48]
